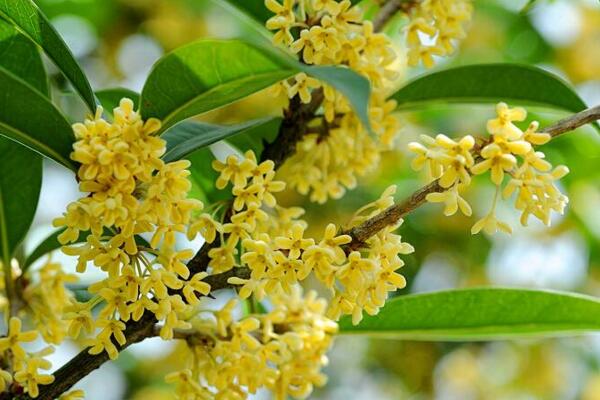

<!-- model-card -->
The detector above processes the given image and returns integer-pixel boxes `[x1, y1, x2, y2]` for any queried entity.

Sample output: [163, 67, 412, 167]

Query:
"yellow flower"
[486, 102, 527, 140]
[59, 389, 86, 400]
[0, 369, 12, 392]
[0, 317, 38, 360]
[182, 273, 211, 305]
[14, 357, 55, 398]
[523, 121, 551, 145]
[208, 245, 238, 273]
[426, 184, 472, 216]
[241, 239, 274, 277]
[471, 212, 512, 235]
[64, 302, 94, 338]
[336, 251, 375, 289]
[188, 213, 222, 242]
[287, 73, 321, 104]
[471, 143, 517, 185]
[318, 223, 351, 263]
[274, 223, 314, 259]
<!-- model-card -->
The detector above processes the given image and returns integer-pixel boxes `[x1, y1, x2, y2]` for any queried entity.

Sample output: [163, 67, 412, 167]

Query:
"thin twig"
[373, 0, 419, 31]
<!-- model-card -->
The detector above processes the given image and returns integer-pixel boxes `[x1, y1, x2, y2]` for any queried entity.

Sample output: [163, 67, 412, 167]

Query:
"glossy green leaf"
[140, 39, 370, 133]
[0, 19, 48, 95]
[0, 66, 76, 170]
[162, 117, 279, 163]
[392, 64, 589, 113]
[96, 88, 140, 113]
[0, 0, 96, 111]
[188, 148, 231, 204]
[227, 117, 281, 156]
[340, 288, 600, 340]
[23, 228, 75, 269]
[0, 137, 42, 264]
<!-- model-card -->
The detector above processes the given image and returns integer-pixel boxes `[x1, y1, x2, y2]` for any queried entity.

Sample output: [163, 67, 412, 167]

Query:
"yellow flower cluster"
[406, 0, 473, 68]
[22, 260, 78, 345]
[0, 317, 55, 397]
[210, 151, 413, 324]
[408, 102, 569, 235]
[53, 99, 211, 359]
[165, 289, 337, 400]
[266, 0, 401, 203]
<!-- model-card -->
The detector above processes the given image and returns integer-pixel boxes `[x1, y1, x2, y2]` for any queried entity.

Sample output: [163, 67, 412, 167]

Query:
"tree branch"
[343, 105, 600, 249]
[373, 0, 419, 32]
[260, 90, 324, 167]
[547, 105, 600, 138]
[25, 267, 249, 400]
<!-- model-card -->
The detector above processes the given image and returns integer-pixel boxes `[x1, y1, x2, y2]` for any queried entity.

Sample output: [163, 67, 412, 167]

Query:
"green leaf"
[220, 0, 273, 27]
[0, 136, 42, 264]
[392, 64, 590, 114]
[0, 66, 76, 170]
[140, 39, 370, 133]
[162, 117, 279, 163]
[227, 117, 281, 156]
[188, 148, 230, 204]
[0, 19, 48, 95]
[23, 228, 74, 269]
[96, 88, 140, 113]
[0, 0, 96, 111]
[339, 288, 600, 340]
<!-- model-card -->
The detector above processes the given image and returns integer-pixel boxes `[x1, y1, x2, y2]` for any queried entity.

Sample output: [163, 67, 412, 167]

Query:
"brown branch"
[23, 312, 157, 400]
[343, 105, 600, 249]
[547, 105, 600, 138]
[260, 90, 324, 168]
[25, 267, 249, 400]
[373, 0, 419, 32]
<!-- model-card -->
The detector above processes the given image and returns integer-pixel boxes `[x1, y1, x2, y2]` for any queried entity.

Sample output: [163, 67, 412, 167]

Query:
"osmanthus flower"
[166, 289, 336, 399]
[264, 0, 406, 203]
[406, 0, 473, 68]
[208, 244, 238, 273]
[409, 134, 475, 187]
[486, 102, 527, 140]
[58, 389, 86, 400]
[0, 317, 38, 360]
[22, 260, 79, 345]
[13, 356, 55, 398]
[336, 251, 376, 290]
[212, 154, 253, 190]
[274, 223, 314, 259]
[63, 301, 95, 338]
[265, 0, 296, 45]
[287, 73, 322, 103]
[165, 369, 211, 399]
[471, 142, 518, 185]
[318, 223, 351, 263]
[0, 370, 12, 392]
[426, 184, 472, 216]
[182, 273, 211, 306]
[187, 213, 222, 243]
[53, 98, 211, 361]
[408, 102, 569, 235]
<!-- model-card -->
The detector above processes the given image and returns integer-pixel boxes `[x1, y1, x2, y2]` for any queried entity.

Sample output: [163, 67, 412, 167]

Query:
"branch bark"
[373, 0, 419, 32]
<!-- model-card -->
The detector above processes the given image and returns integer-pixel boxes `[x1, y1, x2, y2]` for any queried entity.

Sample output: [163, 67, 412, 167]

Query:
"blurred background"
[22, 0, 600, 398]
